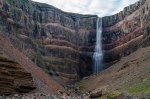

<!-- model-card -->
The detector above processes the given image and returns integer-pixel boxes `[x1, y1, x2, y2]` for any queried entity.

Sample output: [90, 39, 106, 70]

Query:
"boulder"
[90, 86, 108, 98]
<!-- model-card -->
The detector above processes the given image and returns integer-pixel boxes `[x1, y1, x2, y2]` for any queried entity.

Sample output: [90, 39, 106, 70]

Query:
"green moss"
[35, 51, 41, 57]
[103, 91, 121, 99]
[33, 39, 41, 44]
[45, 60, 53, 66]
[8, 0, 13, 6]
[74, 79, 89, 91]
[127, 79, 150, 95]
[8, 0, 16, 8]
[146, 25, 150, 33]
[28, 1, 32, 9]
[16, 28, 21, 35]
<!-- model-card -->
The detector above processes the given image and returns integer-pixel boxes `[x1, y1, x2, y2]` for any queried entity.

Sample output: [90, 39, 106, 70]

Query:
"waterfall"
[93, 17, 103, 74]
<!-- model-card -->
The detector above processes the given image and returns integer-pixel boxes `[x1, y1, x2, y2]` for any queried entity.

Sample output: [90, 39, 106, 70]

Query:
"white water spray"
[93, 17, 103, 74]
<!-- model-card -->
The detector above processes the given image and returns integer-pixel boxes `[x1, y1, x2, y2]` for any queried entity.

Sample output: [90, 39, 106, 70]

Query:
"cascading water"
[93, 17, 103, 74]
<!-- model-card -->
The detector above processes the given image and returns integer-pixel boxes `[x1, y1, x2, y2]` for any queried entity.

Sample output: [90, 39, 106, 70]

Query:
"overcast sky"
[32, 0, 138, 16]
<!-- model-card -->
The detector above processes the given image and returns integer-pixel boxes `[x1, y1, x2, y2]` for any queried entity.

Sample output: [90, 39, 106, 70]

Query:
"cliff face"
[0, 0, 150, 83]
[102, 0, 149, 64]
[0, 0, 97, 81]
[0, 53, 35, 95]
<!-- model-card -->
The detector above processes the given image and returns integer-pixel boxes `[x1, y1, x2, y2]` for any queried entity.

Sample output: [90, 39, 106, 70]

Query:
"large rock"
[0, 54, 36, 95]
[90, 86, 108, 98]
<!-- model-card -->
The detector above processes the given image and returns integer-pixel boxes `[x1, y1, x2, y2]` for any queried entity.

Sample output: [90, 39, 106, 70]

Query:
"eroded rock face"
[0, 54, 35, 95]
[102, 0, 150, 64]
[0, 0, 97, 81]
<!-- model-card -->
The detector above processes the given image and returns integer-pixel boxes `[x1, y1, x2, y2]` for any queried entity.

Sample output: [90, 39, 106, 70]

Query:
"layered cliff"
[0, 0, 97, 82]
[0, 53, 35, 95]
[102, 0, 149, 64]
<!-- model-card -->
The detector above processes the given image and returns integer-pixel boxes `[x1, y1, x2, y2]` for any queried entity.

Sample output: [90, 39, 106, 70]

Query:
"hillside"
[75, 46, 150, 98]
[0, 34, 65, 94]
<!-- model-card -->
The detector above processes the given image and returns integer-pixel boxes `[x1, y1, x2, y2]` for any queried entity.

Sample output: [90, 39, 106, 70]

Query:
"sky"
[32, 0, 139, 17]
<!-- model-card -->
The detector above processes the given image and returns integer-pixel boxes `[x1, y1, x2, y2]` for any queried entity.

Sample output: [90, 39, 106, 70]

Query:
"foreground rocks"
[90, 86, 108, 98]
[0, 93, 89, 99]
[0, 54, 36, 95]
[0, 93, 59, 99]
[116, 92, 139, 99]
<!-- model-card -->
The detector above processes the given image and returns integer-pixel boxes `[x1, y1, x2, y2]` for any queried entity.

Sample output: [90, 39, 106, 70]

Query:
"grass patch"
[74, 79, 89, 91]
[16, 28, 21, 35]
[28, 1, 32, 9]
[101, 91, 121, 99]
[8, 0, 16, 8]
[33, 39, 41, 45]
[124, 78, 150, 97]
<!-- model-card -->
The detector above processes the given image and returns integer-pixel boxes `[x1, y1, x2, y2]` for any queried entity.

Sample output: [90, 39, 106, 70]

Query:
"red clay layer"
[103, 26, 144, 46]
[103, 3, 143, 29]
[42, 22, 96, 32]
[42, 26, 144, 52]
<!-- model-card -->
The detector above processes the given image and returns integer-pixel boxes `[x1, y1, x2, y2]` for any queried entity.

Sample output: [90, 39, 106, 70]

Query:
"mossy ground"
[74, 79, 89, 92]
[125, 77, 150, 97]
[100, 77, 150, 98]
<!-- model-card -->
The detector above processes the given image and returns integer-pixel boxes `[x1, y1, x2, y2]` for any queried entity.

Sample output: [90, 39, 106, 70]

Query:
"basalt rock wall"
[102, 0, 150, 64]
[0, 0, 97, 81]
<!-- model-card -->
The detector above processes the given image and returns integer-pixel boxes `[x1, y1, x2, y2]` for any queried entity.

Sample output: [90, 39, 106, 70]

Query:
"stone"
[142, 94, 150, 99]
[90, 86, 108, 98]
[117, 92, 139, 99]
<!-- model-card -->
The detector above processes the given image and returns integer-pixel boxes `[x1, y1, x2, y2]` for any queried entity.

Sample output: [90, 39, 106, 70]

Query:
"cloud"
[32, 0, 138, 17]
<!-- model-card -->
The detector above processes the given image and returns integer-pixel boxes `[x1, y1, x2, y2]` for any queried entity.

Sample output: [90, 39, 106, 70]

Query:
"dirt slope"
[77, 45, 150, 96]
[0, 53, 36, 95]
[0, 34, 65, 95]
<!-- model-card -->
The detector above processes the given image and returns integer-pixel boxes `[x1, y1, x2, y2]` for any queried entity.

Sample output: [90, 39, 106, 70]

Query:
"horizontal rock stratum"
[0, 53, 35, 95]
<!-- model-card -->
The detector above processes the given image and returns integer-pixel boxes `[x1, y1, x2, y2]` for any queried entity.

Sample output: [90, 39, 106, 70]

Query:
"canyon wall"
[0, 0, 97, 82]
[102, 0, 149, 64]
[0, 0, 150, 83]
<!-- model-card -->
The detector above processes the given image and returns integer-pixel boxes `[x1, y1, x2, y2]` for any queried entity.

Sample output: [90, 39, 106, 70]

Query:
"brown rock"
[0, 54, 36, 95]
[90, 86, 108, 98]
